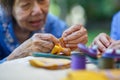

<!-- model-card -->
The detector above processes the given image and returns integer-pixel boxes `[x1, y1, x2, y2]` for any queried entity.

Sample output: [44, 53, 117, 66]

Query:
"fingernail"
[63, 38, 67, 41]
[106, 43, 109, 47]
[66, 44, 69, 47]
[107, 43, 110, 46]
[63, 33, 67, 37]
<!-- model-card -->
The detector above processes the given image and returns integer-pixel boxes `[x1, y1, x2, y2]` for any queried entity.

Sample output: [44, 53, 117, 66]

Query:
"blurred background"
[49, 0, 120, 45]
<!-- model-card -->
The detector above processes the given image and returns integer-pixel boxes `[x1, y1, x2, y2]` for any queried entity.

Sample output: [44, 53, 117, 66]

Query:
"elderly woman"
[0, 0, 88, 63]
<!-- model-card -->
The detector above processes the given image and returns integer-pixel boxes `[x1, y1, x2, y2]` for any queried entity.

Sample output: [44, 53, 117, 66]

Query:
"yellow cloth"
[51, 44, 64, 54]
[29, 58, 71, 70]
[63, 70, 120, 80]
[51, 37, 71, 56]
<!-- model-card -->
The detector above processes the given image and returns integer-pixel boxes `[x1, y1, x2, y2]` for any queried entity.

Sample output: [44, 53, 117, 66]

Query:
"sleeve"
[0, 57, 7, 64]
[44, 13, 68, 38]
[0, 31, 9, 64]
[110, 12, 120, 40]
[0, 45, 7, 64]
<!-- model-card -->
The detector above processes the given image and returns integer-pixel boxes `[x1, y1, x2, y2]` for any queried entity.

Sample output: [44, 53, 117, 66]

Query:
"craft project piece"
[78, 44, 98, 59]
[51, 38, 71, 56]
[29, 58, 71, 70]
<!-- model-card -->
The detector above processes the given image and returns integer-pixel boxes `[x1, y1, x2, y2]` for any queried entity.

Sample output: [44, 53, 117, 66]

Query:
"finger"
[42, 41, 54, 50]
[70, 47, 77, 51]
[112, 45, 120, 49]
[61, 48, 71, 56]
[108, 41, 120, 49]
[111, 39, 116, 43]
[79, 38, 88, 44]
[94, 40, 107, 52]
[105, 34, 113, 44]
[99, 36, 111, 48]
[31, 45, 51, 53]
[66, 34, 88, 44]
[32, 33, 59, 44]
[32, 40, 54, 50]
[62, 24, 82, 37]
[66, 44, 77, 49]
[90, 42, 95, 48]
[97, 50, 103, 57]
[98, 48, 104, 54]
[40, 34, 59, 43]
[67, 40, 87, 50]
[65, 38, 87, 50]
[67, 46, 77, 51]
[63, 27, 87, 42]
[97, 50, 102, 55]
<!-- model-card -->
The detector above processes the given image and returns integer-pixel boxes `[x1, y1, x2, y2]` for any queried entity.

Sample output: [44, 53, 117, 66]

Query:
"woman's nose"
[31, 2, 43, 16]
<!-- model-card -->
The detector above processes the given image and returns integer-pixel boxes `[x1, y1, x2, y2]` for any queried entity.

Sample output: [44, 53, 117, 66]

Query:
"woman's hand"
[62, 24, 88, 50]
[91, 33, 113, 54]
[7, 33, 59, 60]
[30, 33, 59, 52]
[108, 40, 120, 50]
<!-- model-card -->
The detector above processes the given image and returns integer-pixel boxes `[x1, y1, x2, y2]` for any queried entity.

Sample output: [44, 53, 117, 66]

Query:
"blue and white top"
[110, 11, 120, 40]
[0, 10, 67, 63]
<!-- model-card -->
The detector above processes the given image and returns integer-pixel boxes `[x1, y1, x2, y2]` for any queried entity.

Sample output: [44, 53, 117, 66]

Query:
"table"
[0, 56, 97, 80]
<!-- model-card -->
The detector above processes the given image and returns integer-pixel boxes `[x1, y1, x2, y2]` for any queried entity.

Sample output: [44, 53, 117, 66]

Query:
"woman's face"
[12, 0, 49, 31]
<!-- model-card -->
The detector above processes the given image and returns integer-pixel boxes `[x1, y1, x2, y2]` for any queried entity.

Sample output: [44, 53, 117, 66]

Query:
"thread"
[98, 57, 114, 69]
[71, 52, 86, 70]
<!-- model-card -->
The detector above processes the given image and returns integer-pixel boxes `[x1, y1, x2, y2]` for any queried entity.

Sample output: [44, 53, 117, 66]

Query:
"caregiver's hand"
[91, 33, 113, 54]
[108, 40, 120, 50]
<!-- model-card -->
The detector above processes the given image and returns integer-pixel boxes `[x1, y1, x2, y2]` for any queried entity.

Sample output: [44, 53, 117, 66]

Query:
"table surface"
[0, 56, 97, 80]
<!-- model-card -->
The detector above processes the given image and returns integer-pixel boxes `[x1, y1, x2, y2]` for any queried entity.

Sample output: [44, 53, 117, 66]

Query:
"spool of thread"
[71, 52, 86, 70]
[99, 49, 115, 69]
[113, 50, 120, 68]
[98, 57, 115, 69]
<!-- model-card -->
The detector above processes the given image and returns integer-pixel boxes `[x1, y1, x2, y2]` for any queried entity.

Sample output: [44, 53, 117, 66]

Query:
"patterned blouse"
[0, 13, 67, 63]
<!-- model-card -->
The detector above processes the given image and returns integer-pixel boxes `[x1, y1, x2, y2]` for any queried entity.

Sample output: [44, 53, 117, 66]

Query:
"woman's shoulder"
[0, 5, 13, 32]
[113, 11, 120, 19]
[0, 5, 12, 24]
[46, 13, 66, 25]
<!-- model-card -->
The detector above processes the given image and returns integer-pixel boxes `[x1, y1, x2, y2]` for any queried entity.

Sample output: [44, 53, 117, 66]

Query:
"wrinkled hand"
[108, 40, 120, 49]
[7, 33, 59, 60]
[30, 33, 59, 52]
[62, 24, 88, 50]
[91, 33, 113, 54]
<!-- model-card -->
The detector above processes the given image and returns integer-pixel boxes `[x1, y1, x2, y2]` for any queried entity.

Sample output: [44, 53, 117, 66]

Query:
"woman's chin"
[29, 25, 44, 31]
[29, 23, 44, 31]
